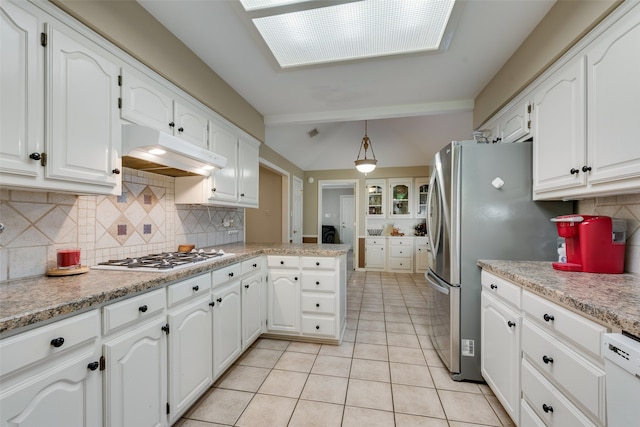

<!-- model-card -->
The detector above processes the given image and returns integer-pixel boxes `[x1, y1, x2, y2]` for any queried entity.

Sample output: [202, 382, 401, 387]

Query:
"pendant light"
[354, 120, 377, 173]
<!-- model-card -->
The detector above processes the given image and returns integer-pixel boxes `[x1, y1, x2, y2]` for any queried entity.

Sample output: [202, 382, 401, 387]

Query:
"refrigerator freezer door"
[425, 269, 460, 374]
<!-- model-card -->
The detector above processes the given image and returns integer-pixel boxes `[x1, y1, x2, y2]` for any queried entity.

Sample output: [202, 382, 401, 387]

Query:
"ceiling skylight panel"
[250, 0, 456, 68]
[239, 0, 314, 12]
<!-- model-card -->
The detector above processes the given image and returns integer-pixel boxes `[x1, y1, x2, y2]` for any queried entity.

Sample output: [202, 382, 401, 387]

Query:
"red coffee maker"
[551, 215, 626, 273]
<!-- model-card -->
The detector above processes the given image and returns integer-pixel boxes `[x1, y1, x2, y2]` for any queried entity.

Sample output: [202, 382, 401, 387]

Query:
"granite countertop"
[478, 260, 640, 337]
[0, 243, 350, 337]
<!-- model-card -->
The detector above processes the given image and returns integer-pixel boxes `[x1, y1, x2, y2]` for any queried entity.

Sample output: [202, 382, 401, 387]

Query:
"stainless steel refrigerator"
[424, 140, 571, 382]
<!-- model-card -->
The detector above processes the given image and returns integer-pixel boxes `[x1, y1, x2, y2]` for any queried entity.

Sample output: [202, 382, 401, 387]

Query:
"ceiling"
[138, 0, 555, 171]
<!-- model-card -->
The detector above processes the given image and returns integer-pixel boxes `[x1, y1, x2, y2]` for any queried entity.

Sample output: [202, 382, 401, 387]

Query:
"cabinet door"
[238, 138, 259, 207]
[365, 243, 385, 270]
[586, 7, 640, 188]
[174, 101, 208, 149]
[267, 270, 300, 333]
[167, 296, 213, 424]
[209, 121, 238, 202]
[365, 180, 385, 217]
[0, 0, 42, 178]
[499, 99, 531, 143]
[415, 245, 429, 271]
[104, 318, 168, 427]
[481, 292, 521, 424]
[47, 23, 120, 191]
[242, 271, 263, 350]
[532, 57, 586, 196]
[389, 179, 412, 217]
[212, 280, 242, 378]
[120, 69, 173, 134]
[0, 349, 102, 427]
[414, 178, 429, 218]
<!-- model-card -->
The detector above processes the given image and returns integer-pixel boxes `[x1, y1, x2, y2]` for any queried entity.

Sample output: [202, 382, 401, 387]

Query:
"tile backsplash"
[0, 168, 243, 281]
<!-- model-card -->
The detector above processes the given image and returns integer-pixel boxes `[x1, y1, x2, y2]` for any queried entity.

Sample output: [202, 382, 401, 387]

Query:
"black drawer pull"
[253, 263, 257, 268]
[316, 303, 320, 308]
[209, 301, 215, 307]
[280, 261, 284, 265]
[217, 298, 222, 303]
[315, 281, 320, 285]
[294, 277, 298, 281]
[50, 337, 65, 348]
[542, 404, 553, 413]
[570, 168, 579, 175]
[87, 361, 99, 371]
[543, 313, 554, 322]
[139, 305, 148, 313]
[315, 325, 320, 330]
[490, 284, 497, 290]
[245, 284, 249, 289]
[542, 355, 554, 364]
[507, 321, 516, 328]
[229, 272, 234, 277]
[192, 285, 199, 292]
[316, 262, 320, 266]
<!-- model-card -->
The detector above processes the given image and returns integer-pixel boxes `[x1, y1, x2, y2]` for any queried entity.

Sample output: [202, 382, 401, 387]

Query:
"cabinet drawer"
[267, 255, 299, 269]
[415, 237, 428, 246]
[103, 288, 166, 334]
[389, 237, 413, 246]
[0, 310, 100, 378]
[390, 246, 411, 258]
[301, 294, 336, 315]
[522, 291, 606, 358]
[520, 399, 547, 427]
[242, 257, 263, 275]
[365, 238, 385, 246]
[167, 272, 212, 307]
[301, 316, 336, 337]
[301, 257, 336, 270]
[301, 271, 336, 292]
[212, 263, 242, 287]
[389, 258, 412, 270]
[521, 360, 598, 427]
[481, 270, 522, 309]
[522, 320, 605, 422]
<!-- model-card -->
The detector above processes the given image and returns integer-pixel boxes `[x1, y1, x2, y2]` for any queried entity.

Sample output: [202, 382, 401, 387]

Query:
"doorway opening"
[318, 179, 358, 272]
[246, 159, 290, 243]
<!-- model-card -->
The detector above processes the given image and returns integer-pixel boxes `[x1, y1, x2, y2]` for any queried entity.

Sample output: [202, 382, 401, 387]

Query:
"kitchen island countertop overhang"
[0, 243, 351, 337]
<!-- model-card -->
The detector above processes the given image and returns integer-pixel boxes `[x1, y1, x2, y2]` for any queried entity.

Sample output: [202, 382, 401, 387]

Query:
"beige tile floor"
[175, 271, 516, 427]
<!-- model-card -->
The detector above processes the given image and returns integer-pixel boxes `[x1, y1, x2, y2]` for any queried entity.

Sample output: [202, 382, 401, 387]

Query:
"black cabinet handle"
[50, 337, 65, 348]
[294, 277, 298, 281]
[139, 305, 148, 313]
[315, 281, 320, 285]
[253, 263, 257, 268]
[490, 284, 497, 290]
[245, 284, 249, 289]
[212, 188, 216, 192]
[192, 285, 199, 292]
[543, 355, 554, 364]
[229, 272, 234, 277]
[161, 324, 170, 334]
[112, 168, 121, 175]
[316, 303, 320, 308]
[315, 325, 320, 330]
[209, 301, 215, 307]
[582, 165, 592, 173]
[280, 261, 284, 265]
[87, 361, 99, 371]
[240, 193, 245, 197]
[178, 127, 184, 133]
[570, 168, 579, 175]
[29, 152, 41, 161]
[217, 298, 222, 303]
[316, 262, 320, 266]
[543, 313, 554, 322]
[507, 321, 516, 328]
[169, 122, 175, 128]
[542, 404, 553, 413]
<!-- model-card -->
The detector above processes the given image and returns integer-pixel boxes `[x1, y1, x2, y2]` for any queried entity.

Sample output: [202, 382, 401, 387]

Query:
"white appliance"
[603, 333, 640, 427]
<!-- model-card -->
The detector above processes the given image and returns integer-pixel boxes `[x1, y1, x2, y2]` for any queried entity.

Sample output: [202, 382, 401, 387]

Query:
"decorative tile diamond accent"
[117, 224, 127, 236]
[143, 224, 152, 234]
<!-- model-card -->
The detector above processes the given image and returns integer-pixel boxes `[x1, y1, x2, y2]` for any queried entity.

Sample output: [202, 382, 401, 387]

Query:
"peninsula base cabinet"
[480, 269, 608, 427]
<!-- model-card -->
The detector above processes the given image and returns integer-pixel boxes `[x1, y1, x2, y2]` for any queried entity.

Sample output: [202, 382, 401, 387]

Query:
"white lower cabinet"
[480, 269, 608, 427]
[415, 237, 429, 272]
[212, 279, 242, 378]
[0, 310, 102, 427]
[388, 237, 413, 272]
[267, 269, 301, 334]
[167, 295, 213, 424]
[365, 238, 386, 270]
[242, 271, 264, 350]
[103, 316, 168, 427]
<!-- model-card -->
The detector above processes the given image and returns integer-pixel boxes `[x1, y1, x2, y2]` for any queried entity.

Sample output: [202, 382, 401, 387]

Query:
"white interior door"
[292, 176, 303, 244]
[340, 195, 354, 247]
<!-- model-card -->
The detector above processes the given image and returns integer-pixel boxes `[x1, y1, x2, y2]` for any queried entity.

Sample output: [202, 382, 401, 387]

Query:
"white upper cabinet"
[238, 137, 259, 207]
[532, 2, 640, 200]
[365, 179, 386, 218]
[0, 0, 43, 179]
[389, 178, 413, 218]
[1, 1, 121, 195]
[209, 119, 239, 202]
[414, 178, 429, 218]
[532, 56, 587, 195]
[120, 68, 208, 148]
[498, 99, 531, 144]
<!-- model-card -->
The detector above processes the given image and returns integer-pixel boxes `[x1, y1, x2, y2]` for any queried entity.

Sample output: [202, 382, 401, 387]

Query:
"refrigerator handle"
[426, 171, 437, 255]
[425, 269, 450, 295]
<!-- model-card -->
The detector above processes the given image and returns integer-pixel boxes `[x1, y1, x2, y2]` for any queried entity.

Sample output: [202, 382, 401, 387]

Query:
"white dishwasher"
[603, 333, 640, 427]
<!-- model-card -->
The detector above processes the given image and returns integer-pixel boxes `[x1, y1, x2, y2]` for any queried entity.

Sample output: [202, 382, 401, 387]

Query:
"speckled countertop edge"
[478, 260, 640, 337]
[0, 243, 351, 336]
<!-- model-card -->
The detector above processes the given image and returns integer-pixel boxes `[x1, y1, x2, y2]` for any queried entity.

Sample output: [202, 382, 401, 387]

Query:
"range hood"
[122, 124, 226, 177]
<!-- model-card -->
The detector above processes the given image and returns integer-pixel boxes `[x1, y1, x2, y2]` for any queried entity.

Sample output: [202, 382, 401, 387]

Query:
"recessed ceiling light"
[241, 0, 456, 68]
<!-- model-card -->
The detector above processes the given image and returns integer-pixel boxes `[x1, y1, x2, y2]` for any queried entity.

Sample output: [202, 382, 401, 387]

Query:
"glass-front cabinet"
[389, 178, 413, 218]
[365, 179, 386, 217]
[415, 178, 429, 218]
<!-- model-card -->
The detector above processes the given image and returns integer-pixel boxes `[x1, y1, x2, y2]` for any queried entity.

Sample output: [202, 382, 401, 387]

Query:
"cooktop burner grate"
[93, 249, 230, 272]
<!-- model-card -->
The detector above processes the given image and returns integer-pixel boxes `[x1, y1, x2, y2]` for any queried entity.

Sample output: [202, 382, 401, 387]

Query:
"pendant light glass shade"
[355, 121, 377, 173]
